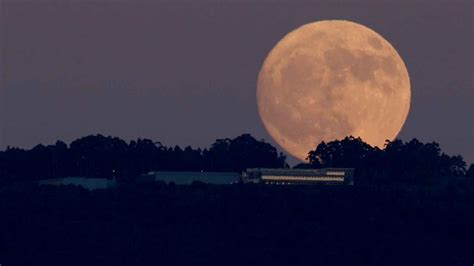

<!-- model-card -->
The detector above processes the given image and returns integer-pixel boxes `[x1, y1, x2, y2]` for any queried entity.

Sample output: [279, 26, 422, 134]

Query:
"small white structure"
[38, 177, 117, 190]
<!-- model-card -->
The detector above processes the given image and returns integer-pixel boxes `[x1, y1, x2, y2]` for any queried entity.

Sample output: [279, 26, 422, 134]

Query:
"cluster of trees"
[0, 134, 286, 184]
[305, 136, 471, 185]
[0, 133, 471, 186]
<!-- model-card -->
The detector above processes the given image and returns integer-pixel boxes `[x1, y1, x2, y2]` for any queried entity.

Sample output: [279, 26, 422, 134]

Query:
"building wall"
[138, 171, 241, 185]
[243, 168, 355, 185]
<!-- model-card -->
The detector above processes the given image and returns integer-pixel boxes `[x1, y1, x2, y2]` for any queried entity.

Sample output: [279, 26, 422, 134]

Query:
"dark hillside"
[0, 182, 472, 266]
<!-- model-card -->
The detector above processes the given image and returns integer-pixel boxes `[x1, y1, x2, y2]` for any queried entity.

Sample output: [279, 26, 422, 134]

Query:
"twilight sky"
[1, 0, 472, 164]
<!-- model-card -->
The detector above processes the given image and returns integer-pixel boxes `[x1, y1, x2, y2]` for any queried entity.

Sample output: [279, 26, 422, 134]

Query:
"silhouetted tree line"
[0, 134, 287, 184]
[304, 136, 469, 185]
[0, 134, 471, 186]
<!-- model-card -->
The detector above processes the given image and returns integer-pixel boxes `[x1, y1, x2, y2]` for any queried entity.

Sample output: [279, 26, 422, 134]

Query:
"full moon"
[257, 20, 411, 161]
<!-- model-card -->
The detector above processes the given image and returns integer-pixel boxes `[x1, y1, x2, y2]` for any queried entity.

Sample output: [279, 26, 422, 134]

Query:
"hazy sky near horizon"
[1, 0, 472, 164]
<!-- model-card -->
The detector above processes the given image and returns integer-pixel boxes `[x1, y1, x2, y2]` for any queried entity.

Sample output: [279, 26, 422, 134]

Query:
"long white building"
[242, 168, 355, 185]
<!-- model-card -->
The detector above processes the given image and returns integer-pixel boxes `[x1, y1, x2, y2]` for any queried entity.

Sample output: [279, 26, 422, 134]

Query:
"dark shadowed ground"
[0, 181, 472, 266]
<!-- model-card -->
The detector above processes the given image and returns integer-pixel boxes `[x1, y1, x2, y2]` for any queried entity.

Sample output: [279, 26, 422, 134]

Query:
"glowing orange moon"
[257, 20, 411, 161]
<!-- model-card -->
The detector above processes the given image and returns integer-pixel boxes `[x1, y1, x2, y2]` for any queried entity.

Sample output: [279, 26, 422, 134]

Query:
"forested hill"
[0, 134, 472, 186]
[0, 134, 287, 184]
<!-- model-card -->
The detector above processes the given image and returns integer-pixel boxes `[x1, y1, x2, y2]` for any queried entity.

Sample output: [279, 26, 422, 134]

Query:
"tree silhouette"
[307, 136, 467, 185]
[466, 164, 474, 178]
[204, 134, 287, 172]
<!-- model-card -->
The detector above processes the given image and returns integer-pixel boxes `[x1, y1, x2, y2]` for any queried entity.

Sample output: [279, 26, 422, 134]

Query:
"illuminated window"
[261, 175, 344, 182]
[326, 171, 345, 176]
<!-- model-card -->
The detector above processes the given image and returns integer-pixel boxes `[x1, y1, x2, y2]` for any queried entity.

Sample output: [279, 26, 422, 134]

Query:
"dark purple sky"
[1, 0, 472, 164]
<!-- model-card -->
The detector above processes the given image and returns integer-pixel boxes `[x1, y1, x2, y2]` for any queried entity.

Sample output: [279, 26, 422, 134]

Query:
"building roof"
[38, 177, 117, 190]
[142, 171, 240, 185]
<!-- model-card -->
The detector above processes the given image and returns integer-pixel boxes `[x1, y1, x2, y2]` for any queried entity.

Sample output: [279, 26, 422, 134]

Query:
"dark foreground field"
[0, 181, 473, 266]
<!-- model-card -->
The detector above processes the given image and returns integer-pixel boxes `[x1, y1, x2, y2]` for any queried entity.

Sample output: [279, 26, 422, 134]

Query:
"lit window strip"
[261, 175, 344, 181]
[326, 171, 346, 176]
